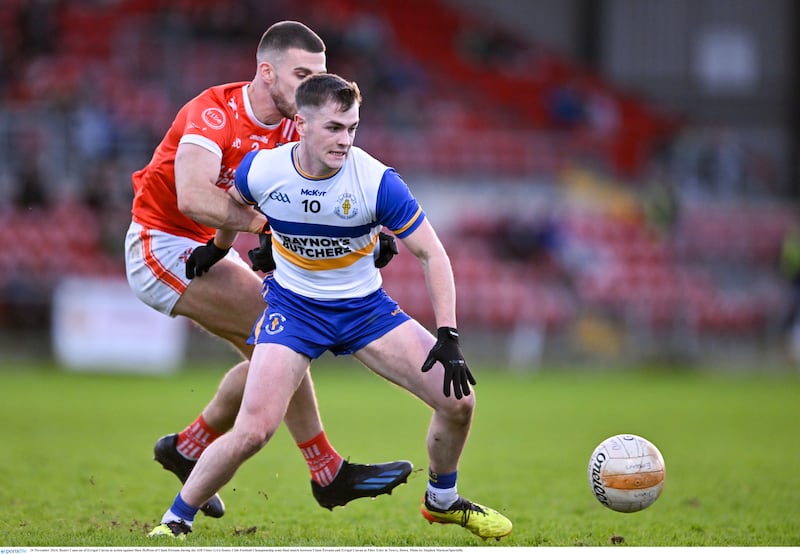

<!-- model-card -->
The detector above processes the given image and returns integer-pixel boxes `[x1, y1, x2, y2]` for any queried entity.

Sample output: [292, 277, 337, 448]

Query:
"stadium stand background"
[0, 0, 797, 369]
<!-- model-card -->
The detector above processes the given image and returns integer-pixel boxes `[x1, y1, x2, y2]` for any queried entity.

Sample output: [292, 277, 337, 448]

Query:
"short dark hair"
[296, 73, 362, 113]
[256, 21, 325, 61]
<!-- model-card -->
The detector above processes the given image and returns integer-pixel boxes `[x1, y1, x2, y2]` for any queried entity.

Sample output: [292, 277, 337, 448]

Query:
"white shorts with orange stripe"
[125, 221, 248, 316]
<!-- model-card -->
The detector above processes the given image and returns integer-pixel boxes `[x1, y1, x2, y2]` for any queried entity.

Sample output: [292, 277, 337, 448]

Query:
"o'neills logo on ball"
[202, 107, 226, 130]
[590, 452, 609, 506]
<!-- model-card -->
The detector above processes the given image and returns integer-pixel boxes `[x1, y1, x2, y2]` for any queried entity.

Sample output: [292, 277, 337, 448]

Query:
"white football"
[587, 434, 666, 513]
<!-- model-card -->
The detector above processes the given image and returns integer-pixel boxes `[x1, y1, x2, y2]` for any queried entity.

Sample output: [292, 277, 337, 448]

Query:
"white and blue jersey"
[234, 142, 424, 357]
[235, 143, 425, 299]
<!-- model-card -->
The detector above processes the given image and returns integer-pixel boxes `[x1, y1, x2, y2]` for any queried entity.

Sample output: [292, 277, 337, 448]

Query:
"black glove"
[374, 231, 399, 268]
[186, 238, 230, 279]
[421, 327, 476, 399]
[248, 224, 276, 272]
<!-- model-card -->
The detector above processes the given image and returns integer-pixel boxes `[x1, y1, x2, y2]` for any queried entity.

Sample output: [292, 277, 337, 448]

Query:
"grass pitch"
[0, 359, 798, 547]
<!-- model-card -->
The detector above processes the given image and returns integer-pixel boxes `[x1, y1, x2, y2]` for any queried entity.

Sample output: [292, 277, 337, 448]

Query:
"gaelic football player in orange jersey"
[125, 21, 409, 519]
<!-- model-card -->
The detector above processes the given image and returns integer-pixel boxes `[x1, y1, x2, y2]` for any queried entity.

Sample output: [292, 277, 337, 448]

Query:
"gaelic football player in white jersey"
[149, 73, 512, 540]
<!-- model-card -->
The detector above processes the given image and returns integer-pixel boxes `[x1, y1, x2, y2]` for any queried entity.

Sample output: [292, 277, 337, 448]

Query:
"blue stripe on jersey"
[269, 216, 375, 239]
[376, 169, 425, 238]
[234, 150, 259, 205]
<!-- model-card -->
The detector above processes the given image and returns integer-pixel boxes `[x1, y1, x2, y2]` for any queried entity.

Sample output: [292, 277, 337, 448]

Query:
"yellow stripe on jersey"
[273, 235, 377, 271]
[392, 206, 424, 236]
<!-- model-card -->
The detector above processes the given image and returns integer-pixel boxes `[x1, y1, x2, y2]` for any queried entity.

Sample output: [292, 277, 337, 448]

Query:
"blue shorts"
[248, 275, 411, 359]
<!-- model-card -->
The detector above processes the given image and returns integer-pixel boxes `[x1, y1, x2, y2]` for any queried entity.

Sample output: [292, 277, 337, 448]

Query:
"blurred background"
[1, 0, 798, 372]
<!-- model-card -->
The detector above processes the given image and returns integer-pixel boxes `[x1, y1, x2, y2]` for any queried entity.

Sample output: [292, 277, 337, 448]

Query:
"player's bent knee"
[437, 393, 474, 426]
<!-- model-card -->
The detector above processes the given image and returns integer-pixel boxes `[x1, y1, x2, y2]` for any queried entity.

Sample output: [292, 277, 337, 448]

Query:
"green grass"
[0, 359, 798, 546]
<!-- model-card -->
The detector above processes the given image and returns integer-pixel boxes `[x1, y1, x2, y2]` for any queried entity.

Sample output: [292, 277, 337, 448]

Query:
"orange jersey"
[131, 82, 299, 242]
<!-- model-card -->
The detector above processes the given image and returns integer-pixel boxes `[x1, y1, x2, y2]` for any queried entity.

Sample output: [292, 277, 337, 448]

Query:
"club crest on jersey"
[334, 193, 358, 219]
[265, 312, 286, 335]
[202, 107, 226, 130]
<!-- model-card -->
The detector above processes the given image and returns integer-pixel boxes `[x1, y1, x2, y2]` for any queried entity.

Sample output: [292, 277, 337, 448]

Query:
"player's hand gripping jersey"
[234, 143, 424, 299]
[131, 82, 299, 242]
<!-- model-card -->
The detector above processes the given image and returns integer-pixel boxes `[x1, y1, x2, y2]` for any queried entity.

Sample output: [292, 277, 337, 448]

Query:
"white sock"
[162, 509, 193, 528]
[426, 485, 459, 510]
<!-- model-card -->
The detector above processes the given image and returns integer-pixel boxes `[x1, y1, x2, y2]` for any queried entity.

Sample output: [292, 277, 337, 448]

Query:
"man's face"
[297, 99, 360, 176]
[270, 48, 327, 119]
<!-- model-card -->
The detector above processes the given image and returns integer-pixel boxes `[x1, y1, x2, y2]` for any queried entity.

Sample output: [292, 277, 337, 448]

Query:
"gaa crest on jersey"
[334, 193, 359, 219]
[202, 107, 226, 130]
[265, 312, 286, 335]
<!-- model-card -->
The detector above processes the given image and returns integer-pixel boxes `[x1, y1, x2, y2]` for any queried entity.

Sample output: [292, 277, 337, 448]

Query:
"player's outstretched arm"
[401, 220, 456, 328]
[402, 220, 476, 399]
[175, 143, 266, 234]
